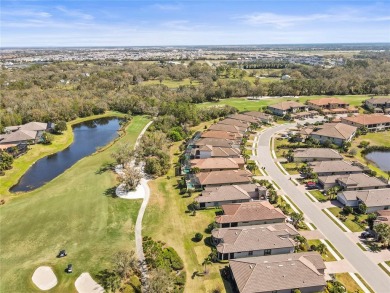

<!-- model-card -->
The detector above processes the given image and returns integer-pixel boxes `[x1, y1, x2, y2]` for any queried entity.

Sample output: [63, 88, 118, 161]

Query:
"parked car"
[66, 264, 73, 273]
[306, 182, 317, 189]
[360, 231, 371, 239]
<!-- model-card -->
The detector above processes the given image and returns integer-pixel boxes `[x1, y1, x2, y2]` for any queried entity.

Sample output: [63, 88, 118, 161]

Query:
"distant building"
[267, 101, 307, 116]
[242, 111, 274, 124]
[308, 123, 357, 146]
[341, 114, 390, 132]
[365, 97, 390, 112]
[1, 122, 53, 145]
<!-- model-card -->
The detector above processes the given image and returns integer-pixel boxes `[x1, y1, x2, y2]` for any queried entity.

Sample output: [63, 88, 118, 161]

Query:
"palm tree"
[202, 256, 212, 274]
[290, 212, 304, 228]
[316, 243, 327, 255]
[242, 153, 250, 164]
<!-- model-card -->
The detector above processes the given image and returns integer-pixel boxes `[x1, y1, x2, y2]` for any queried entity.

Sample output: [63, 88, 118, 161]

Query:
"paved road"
[255, 124, 390, 293]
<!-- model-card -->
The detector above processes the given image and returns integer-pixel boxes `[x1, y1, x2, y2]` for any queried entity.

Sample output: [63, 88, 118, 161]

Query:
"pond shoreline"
[10, 117, 124, 193]
[1, 112, 126, 198]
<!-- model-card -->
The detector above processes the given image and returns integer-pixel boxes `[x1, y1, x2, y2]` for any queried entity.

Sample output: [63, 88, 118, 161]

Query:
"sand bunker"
[75, 272, 104, 293]
[32, 266, 57, 290]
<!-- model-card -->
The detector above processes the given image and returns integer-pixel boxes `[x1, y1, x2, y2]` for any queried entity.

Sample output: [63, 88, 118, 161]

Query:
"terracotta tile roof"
[268, 101, 306, 111]
[190, 157, 244, 170]
[212, 223, 299, 254]
[217, 119, 249, 129]
[196, 170, 252, 186]
[293, 148, 343, 160]
[243, 111, 272, 120]
[195, 184, 262, 203]
[208, 123, 243, 133]
[310, 123, 357, 140]
[336, 173, 388, 189]
[195, 137, 236, 148]
[230, 252, 326, 293]
[342, 114, 390, 126]
[308, 97, 348, 106]
[215, 201, 285, 224]
[228, 114, 259, 124]
[309, 160, 363, 174]
[201, 130, 242, 139]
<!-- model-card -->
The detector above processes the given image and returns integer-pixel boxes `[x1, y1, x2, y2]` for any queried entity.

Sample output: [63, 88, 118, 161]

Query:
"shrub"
[342, 206, 353, 215]
[164, 247, 184, 270]
[194, 232, 203, 242]
[175, 271, 186, 285]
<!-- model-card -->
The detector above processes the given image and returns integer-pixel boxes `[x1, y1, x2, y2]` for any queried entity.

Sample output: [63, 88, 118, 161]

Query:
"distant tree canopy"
[1, 54, 390, 127]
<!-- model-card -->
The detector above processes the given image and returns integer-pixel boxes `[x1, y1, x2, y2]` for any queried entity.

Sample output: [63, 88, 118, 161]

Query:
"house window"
[264, 249, 271, 255]
[248, 251, 253, 256]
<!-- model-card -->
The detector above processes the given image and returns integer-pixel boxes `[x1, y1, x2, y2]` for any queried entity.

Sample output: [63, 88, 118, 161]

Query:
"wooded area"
[1, 52, 390, 129]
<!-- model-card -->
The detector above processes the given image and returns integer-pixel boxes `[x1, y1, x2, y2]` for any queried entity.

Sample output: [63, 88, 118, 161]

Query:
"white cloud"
[152, 4, 181, 11]
[1, 9, 52, 18]
[56, 6, 94, 21]
[238, 10, 390, 28]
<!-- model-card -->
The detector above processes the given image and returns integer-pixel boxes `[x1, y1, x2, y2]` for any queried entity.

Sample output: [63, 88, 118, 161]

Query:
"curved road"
[255, 124, 390, 293]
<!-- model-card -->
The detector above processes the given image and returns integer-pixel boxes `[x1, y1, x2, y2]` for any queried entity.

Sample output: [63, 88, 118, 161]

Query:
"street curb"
[349, 273, 371, 293]
[322, 208, 352, 233]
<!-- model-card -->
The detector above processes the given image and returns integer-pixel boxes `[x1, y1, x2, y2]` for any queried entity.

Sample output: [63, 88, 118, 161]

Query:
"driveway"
[255, 124, 390, 293]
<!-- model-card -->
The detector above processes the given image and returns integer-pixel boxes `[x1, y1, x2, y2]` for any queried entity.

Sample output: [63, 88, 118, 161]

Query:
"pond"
[11, 117, 122, 192]
[365, 151, 390, 172]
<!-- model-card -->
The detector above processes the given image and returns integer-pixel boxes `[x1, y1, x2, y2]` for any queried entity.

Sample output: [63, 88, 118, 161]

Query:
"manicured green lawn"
[0, 116, 150, 293]
[141, 78, 200, 88]
[309, 190, 328, 202]
[307, 240, 337, 262]
[335, 273, 364, 293]
[143, 121, 233, 293]
[328, 207, 366, 232]
[281, 162, 302, 175]
[0, 111, 126, 199]
[347, 131, 390, 179]
[386, 261, 390, 266]
[196, 95, 371, 112]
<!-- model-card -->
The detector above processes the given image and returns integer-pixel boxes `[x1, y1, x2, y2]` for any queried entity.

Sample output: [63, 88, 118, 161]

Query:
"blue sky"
[1, 1, 390, 47]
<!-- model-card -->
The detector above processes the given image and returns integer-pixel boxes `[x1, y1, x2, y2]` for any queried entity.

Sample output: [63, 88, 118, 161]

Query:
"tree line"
[1, 53, 390, 129]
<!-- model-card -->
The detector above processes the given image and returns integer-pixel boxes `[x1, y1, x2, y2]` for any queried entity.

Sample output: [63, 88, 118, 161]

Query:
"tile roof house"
[217, 119, 249, 130]
[1, 121, 52, 145]
[228, 114, 259, 124]
[365, 97, 390, 110]
[267, 101, 307, 116]
[308, 160, 363, 176]
[307, 97, 349, 109]
[190, 157, 245, 171]
[215, 201, 286, 228]
[337, 189, 390, 213]
[341, 114, 390, 132]
[194, 137, 239, 148]
[229, 252, 326, 293]
[307, 97, 357, 114]
[242, 111, 273, 123]
[195, 184, 267, 208]
[192, 169, 252, 189]
[208, 123, 245, 133]
[211, 223, 299, 260]
[191, 145, 241, 159]
[201, 130, 242, 140]
[318, 173, 389, 190]
[309, 123, 357, 146]
[293, 148, 343, 162]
